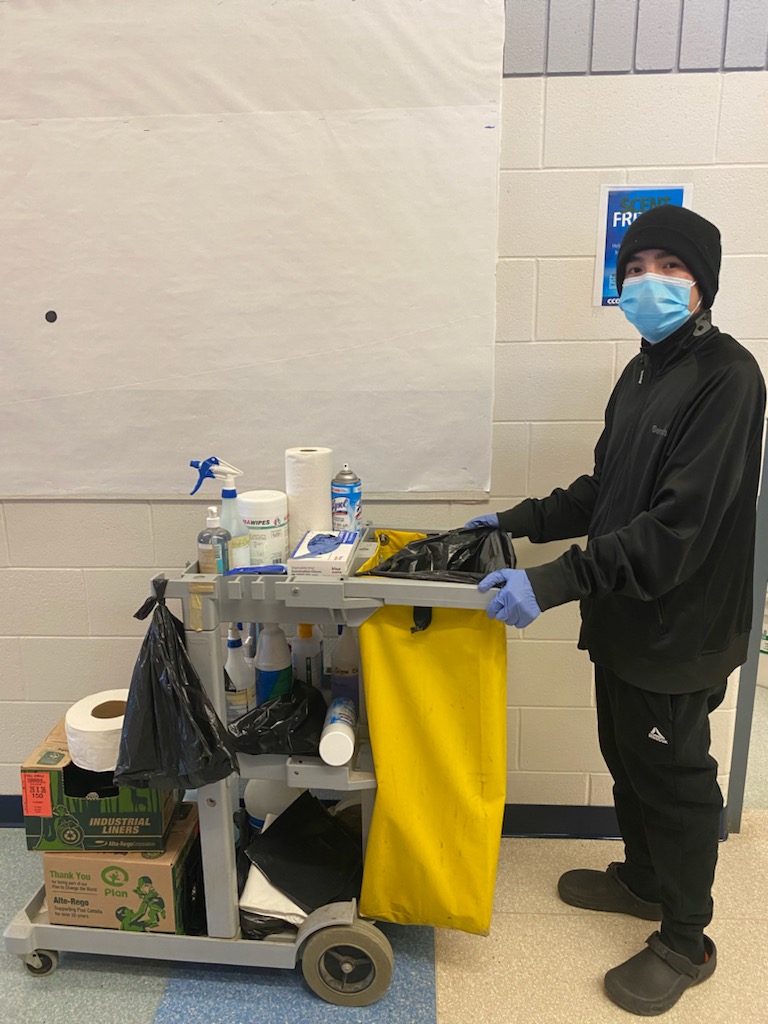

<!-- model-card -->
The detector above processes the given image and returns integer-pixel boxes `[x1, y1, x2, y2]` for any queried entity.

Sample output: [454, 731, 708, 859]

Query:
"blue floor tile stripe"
[152, 923, 437, 1024]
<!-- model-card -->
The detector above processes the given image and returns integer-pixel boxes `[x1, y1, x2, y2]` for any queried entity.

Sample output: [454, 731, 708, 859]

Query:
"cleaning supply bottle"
[330, 625, 360, 709]
[331, 463, 362, 533]
[254, 623, 293, 705]
[319, 697, 358, 766]
[197, 506, 231, 574]
[241, 622, 259, 668]
[243, 778, 303, 832]
[292, 623, 324, 689]
[190, 457, 250, 568]
[224, 624, 257, 726]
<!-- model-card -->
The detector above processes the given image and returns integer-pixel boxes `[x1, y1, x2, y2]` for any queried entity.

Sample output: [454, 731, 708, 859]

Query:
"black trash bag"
[234, 806, 255, 897]
[113, 576, 239, 789]
[245, 791, 362, 914]
[228, 681, 327, 757]
[357, 525, 516, 584]
[240, 908, 298, 941]
[178, 833, 207, 937]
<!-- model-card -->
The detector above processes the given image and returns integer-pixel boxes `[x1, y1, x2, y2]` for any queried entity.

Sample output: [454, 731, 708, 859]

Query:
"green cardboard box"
[21, 720, 180, 852]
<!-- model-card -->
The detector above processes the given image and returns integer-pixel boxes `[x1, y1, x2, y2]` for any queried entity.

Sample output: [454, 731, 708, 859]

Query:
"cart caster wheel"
[23, 949, 60, 976]
[301, 921, 393, 1007]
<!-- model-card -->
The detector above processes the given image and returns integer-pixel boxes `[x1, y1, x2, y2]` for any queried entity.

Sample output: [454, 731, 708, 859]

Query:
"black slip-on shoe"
[557, 862, 662, 920]
[604, 931, 717, 1016]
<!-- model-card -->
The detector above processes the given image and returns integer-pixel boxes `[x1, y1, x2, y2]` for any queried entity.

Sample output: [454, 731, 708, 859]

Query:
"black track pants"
[595, 666, 726, 963]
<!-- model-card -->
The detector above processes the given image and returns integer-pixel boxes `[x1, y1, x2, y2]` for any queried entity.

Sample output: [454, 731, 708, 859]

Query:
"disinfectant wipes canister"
[236, 490, 289, 565]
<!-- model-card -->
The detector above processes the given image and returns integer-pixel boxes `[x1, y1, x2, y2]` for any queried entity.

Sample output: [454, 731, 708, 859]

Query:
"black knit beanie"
[616, 205, 722, 309]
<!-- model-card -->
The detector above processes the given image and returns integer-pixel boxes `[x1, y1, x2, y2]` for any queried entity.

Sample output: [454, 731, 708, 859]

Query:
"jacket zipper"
[598, 355, 653, 530]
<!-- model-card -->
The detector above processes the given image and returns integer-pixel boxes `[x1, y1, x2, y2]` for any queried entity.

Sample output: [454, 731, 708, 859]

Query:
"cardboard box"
[288, 530, 361, 577]
[44, 803, 200, 934]
[21, 720, 180, 852]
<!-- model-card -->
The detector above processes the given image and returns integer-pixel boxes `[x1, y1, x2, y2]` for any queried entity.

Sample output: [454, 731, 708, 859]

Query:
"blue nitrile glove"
[463, 513, 499, 529]
[478, 569, 541, 628]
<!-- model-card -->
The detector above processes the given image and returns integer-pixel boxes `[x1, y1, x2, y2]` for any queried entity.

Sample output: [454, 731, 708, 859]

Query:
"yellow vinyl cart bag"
[357, 532, 507, 934]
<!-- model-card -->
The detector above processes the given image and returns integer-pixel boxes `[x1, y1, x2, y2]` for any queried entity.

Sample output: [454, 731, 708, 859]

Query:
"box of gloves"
[288, 530, 361, 578]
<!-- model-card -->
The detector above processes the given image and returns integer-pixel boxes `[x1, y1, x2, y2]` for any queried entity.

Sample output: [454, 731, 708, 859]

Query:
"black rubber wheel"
[24, 949, 59, 976]
[301, 922, 394, 1006]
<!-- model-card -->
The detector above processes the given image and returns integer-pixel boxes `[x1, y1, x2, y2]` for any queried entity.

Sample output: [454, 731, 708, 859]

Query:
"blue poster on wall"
[593, 185, 693, 306]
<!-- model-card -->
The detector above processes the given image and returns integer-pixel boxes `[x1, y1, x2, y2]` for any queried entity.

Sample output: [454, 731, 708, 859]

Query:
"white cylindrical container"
[284, 447, 334, 552]
[236, 490, 289, 565]
[319, 697, 358, 766]
[243, 778, 303, 832]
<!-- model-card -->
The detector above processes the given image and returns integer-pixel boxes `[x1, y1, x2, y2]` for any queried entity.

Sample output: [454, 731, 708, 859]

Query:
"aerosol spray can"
[331, 464, 362, 533]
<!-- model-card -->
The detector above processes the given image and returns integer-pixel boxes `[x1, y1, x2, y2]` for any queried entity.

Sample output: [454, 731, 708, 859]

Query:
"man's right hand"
[463, 513, 499, 529]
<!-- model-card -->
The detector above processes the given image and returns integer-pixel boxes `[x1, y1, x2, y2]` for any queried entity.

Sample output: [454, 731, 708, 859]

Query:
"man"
[468, 205, 766, 1016]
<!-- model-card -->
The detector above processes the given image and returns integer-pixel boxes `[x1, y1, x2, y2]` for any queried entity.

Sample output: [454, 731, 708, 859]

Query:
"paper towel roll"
[64, 689, 129, 773]
[285, 447, 334, 552]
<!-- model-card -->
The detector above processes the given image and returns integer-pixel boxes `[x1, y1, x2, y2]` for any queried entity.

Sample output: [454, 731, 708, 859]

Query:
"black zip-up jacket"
[498, 313, 766, 693]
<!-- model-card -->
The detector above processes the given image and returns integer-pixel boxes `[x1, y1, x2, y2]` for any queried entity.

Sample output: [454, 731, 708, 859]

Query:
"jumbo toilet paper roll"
[64, 689, 129, 773]
[284, 446, 334, 552]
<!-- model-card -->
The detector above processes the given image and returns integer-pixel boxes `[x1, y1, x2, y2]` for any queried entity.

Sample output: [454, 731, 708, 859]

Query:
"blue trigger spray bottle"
[190, 457, 250, 568]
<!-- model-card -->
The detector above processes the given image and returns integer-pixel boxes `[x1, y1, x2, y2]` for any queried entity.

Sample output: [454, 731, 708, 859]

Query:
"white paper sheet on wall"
[0, 0, 504, 496]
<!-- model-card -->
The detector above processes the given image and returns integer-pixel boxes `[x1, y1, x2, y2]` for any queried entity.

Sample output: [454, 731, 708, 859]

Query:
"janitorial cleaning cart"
[4, 527, 509, 1006]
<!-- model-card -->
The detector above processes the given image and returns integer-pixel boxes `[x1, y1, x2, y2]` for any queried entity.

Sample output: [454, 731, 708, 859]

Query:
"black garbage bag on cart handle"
[114, 576, 239, 790]
[356, 525, 515, 585]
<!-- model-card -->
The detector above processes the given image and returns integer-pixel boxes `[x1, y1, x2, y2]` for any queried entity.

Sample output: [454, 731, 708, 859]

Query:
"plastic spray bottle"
[330, 625, 360, 709]
[197, 507, 230, 574]
[240, 622, 259, 668]
[190, 457, 250, 568]
[254, 624, 293, 705]
[292, 624, 324, 689]
[224, 624, 257, 726]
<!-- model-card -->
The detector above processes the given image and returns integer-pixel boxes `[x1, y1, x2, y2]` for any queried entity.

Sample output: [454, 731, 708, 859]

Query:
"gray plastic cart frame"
[4, 532, 491, 1004]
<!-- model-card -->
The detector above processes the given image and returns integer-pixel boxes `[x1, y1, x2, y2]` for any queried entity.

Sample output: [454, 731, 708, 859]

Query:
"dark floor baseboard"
[502, 803, 621, 839]
[1, 795, 23, 827]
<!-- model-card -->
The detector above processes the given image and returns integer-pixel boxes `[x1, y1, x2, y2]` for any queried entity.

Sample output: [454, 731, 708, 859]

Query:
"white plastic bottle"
[255, 623, 293, 705]
[243, 778, 303, 832]
[292, 623, 324, 688]
[224, 624, 257, 726]
[197, 506, 231, 575]
[219, 483, 250, 569]
[330, 625, 360, 709]
[319, 697, 358, 766]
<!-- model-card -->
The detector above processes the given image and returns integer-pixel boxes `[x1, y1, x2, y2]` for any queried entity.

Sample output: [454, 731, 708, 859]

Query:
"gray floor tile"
[493, 834, 624, 916]
[744, 683, 768, 809]
[436, 913, 768, 1024]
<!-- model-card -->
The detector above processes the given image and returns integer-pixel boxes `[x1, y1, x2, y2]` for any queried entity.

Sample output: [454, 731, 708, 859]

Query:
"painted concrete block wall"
[505, 0, 768, 75]
[490, 68, 768, 807]
[2, 72, 767, 812]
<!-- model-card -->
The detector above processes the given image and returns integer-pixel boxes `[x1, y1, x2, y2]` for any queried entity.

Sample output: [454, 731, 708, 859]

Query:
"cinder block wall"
[2, 70, 767, 810]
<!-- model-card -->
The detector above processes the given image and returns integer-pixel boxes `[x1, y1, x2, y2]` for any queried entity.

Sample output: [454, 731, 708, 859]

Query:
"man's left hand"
[478, 569, 542, 628]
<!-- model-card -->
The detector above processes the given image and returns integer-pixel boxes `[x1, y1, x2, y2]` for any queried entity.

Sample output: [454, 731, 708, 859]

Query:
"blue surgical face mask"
[618, 272, 697, 344]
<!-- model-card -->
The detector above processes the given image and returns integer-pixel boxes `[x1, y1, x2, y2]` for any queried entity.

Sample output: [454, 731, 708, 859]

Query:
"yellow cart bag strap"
[359, 603, 507, 935]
